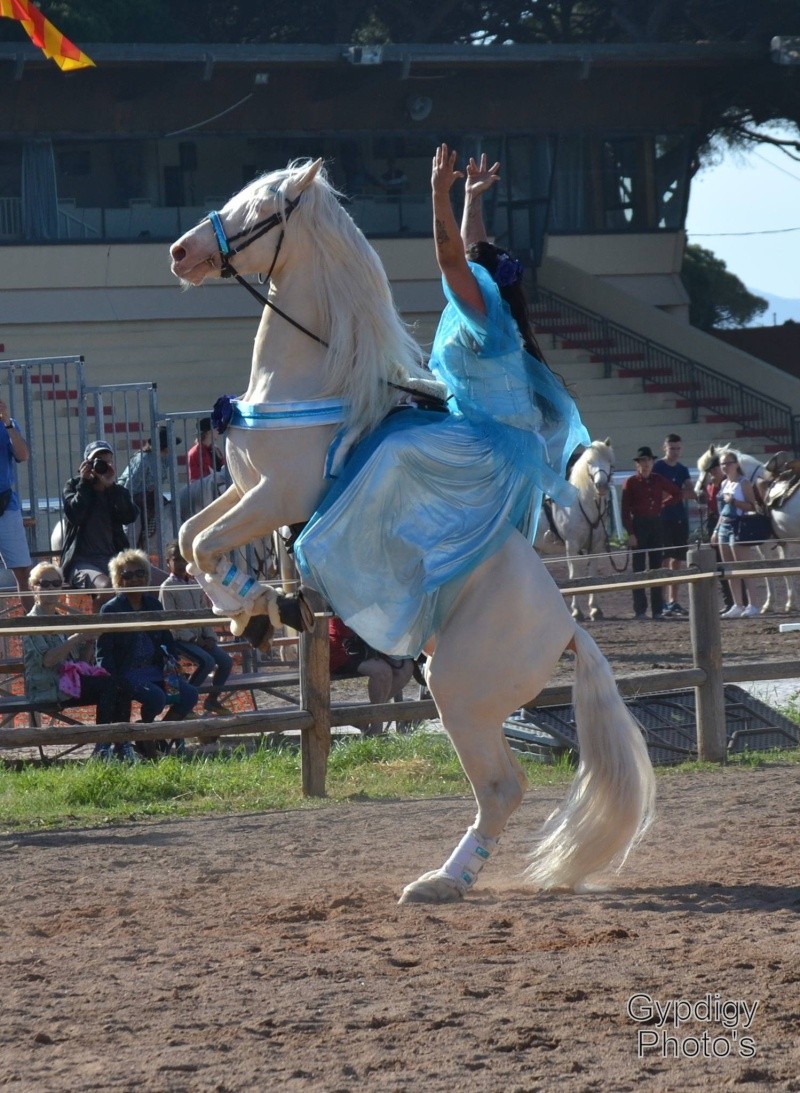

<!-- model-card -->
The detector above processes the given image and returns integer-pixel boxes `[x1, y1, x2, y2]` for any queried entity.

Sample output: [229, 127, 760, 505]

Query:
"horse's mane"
[570, 440, 614, 491]
[241, 160, 429, 439]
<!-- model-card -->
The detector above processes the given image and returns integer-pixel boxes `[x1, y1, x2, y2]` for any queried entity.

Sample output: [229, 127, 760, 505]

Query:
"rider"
[295, 146, 588, 658]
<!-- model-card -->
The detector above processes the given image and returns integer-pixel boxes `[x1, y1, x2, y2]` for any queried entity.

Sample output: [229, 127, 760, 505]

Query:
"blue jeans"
[125, 666, 199, 722]
[173, 639, 233, 695]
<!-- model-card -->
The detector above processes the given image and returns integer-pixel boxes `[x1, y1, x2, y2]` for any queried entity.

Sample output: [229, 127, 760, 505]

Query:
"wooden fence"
[1, 546, 799, 795]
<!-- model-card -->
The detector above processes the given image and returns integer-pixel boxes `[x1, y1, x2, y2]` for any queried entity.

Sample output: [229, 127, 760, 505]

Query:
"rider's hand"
[464, 154, 500, 196]
[627, 535, 638, 550]
[431, 144, 464, 196]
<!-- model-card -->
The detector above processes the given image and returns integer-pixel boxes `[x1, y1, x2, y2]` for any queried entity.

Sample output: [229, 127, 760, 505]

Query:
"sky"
[684, 126, 800, 323]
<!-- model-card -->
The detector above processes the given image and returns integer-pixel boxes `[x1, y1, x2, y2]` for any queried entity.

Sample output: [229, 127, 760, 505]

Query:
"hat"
[84, 440, 113, 462]
[633, 446, 656, 462]
[155, 426, 181, 450]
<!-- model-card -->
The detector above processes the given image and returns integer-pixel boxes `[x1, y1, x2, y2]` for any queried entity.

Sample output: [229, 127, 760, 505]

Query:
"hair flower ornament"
[494, 254, 524, 288]
[211, 395, 235, 435]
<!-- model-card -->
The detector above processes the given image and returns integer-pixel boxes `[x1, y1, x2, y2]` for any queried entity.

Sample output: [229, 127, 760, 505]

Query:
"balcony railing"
[531, 286, 799, 454]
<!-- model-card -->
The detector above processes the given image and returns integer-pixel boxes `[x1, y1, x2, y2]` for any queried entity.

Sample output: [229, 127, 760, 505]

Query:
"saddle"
[763, 460, 800, 510]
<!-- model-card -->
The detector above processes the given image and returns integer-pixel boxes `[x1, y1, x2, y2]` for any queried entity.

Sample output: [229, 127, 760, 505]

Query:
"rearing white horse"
[534, 439, 616, 621]
[169, 159, 654, 903]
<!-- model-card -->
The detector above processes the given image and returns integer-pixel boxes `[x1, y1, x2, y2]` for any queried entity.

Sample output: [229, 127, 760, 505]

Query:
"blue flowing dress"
[295, 263, 588, 657]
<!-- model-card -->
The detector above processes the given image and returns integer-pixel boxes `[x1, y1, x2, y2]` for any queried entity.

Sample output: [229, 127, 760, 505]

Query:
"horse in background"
[534, 439, 616, 622]
[696, 443, 800, 613]
[169, 157, 654, 903]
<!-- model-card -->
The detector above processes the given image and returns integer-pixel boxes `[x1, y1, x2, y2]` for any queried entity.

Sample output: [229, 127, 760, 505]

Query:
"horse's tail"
[525, 626, 655, 890]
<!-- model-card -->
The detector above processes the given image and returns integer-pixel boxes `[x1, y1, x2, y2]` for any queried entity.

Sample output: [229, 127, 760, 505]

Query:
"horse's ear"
[709, 444, 716, 455]
[604, 437, 611, 447]
[293, 158, 323, 193]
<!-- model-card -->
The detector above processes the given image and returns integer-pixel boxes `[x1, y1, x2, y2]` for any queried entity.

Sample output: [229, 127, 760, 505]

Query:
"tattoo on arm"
[435, 217, 450, 245]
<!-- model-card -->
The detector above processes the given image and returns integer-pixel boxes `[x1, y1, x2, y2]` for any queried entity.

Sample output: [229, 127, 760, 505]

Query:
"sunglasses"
[721, 460, 737, 466]
[36, 579, 63, 589]
[120, 569, 147, 580]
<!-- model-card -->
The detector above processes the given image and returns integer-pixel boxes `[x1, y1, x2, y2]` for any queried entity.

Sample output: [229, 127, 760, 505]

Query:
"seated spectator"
[159, 540, 233, 716]
[23, 562, 133, 761]
[0, 397, 33, 611]
[329, 616, 413, 737]
[60, 441, 139, 605]
[118, 427, 180, 550]
[97, 549, 199, 757]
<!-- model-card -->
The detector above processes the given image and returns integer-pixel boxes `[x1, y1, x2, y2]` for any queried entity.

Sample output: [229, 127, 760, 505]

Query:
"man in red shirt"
[187, 417, 226, 483]
[621, 446, 682, 620]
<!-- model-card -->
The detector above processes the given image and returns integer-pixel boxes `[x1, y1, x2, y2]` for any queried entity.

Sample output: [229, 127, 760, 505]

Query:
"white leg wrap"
[441, 826, 498, 894]
[189, 560, 262, 617]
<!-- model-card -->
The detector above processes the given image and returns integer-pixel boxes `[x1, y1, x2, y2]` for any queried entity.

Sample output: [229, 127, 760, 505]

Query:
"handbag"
[735, 513, 772, 544]
[0, 488, 12, 517]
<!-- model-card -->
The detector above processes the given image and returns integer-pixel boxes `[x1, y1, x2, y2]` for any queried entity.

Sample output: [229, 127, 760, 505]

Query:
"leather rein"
[207, 195, 330, 349]
[207, 198, 445, 412]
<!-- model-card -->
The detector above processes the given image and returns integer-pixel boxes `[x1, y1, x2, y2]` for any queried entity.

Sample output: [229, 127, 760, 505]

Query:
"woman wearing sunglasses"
[23, 562, 133, 760]
[97, 549, 199, 756]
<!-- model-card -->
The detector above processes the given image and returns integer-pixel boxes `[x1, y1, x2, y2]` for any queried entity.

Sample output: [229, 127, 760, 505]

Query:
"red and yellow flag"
[0, 0, 94, 71]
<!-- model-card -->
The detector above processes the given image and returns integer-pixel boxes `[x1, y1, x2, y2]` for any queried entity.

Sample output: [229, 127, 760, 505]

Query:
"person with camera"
[60, 441, 139, 602]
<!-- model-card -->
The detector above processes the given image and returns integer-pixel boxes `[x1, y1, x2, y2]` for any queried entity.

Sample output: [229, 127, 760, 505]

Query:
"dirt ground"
[1, 765, 799, 1092]
[2, 561, 800, 1092]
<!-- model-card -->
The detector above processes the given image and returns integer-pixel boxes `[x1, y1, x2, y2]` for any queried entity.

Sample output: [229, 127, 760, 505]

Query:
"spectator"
[0, 398, 33, 611]
[329, 615, 413, 737]
[653, 433, 694, 617]
[23, 562, 133, 761]
[697, 455, 735, 611]
[97, 549, 199, 757]
[621, 446, 682, 620]
[187, 417, 225, 483]
[159, 540, 232, 716]
[118, 427, 180, 549]
[60, 441, 139, 602]
[181, 417, 227, 520]
[710, 452, 762, 618]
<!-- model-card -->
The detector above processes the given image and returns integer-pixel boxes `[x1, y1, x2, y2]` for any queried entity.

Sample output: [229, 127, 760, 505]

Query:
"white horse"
[169, 158, 654, 903]
[696, 443, 800, 613]
[534, 439, 615, 622]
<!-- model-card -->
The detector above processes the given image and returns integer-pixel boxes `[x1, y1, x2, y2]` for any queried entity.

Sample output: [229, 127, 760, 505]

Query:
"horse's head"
[695, 443, 726, 499]
[574, 437, 614, 497]
[169, 158, 324, 286]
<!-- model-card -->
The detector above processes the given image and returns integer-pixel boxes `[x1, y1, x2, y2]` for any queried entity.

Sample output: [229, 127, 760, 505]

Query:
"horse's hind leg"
[399, 535, 574, 904]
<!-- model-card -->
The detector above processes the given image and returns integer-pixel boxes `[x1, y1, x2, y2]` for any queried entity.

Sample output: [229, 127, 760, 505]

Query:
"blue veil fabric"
[295, 263, 588, 657]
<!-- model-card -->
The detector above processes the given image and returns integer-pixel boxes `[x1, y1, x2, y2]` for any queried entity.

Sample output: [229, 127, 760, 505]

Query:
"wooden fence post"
[687, 545, 727, 762]
[299, 590, 331, 797]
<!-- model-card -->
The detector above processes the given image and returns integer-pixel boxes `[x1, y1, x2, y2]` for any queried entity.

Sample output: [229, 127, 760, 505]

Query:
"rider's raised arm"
[461, 154, 500, 250]
[431, 144, 484, 316]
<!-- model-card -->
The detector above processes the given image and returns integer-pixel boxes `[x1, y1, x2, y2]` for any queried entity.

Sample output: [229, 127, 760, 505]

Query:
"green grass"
[1, 731, 798, 833]
[0, 732, 576, 832]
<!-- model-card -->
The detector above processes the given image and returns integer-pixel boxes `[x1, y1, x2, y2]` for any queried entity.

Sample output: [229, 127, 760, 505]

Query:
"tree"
[681, 244, 769, 330]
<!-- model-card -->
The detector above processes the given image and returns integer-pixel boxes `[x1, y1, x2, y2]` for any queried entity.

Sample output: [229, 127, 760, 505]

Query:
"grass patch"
[0, 732, 798, 834]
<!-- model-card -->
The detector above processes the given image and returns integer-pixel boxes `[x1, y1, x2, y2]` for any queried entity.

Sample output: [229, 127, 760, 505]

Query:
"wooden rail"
[2, 547, 800, 792]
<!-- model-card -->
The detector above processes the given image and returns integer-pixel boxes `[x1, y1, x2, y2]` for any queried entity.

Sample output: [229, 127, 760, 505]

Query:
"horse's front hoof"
[571, 607, 585, 622]
[398, 870, 464, 905]
[277, 591, 314, 633]
[241, 614, 275, 652]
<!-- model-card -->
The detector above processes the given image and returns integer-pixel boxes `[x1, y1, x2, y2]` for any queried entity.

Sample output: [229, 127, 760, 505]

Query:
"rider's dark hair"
[466, 241, 546, 363]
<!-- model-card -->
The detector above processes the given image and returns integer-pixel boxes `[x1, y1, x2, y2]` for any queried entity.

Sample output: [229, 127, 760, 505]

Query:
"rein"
[207, 198, 330, 349]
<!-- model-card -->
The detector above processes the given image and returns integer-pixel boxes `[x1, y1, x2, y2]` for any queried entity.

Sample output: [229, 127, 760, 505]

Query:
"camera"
[92, 458, 110, 475]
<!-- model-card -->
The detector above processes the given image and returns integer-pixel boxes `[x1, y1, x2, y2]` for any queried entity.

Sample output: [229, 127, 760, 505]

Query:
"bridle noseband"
[206, 194, 329, 348]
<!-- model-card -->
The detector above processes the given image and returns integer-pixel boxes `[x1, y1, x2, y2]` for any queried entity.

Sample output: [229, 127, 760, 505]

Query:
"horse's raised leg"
[181, 482, 295, 638]
[399, 535, 575, 904]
